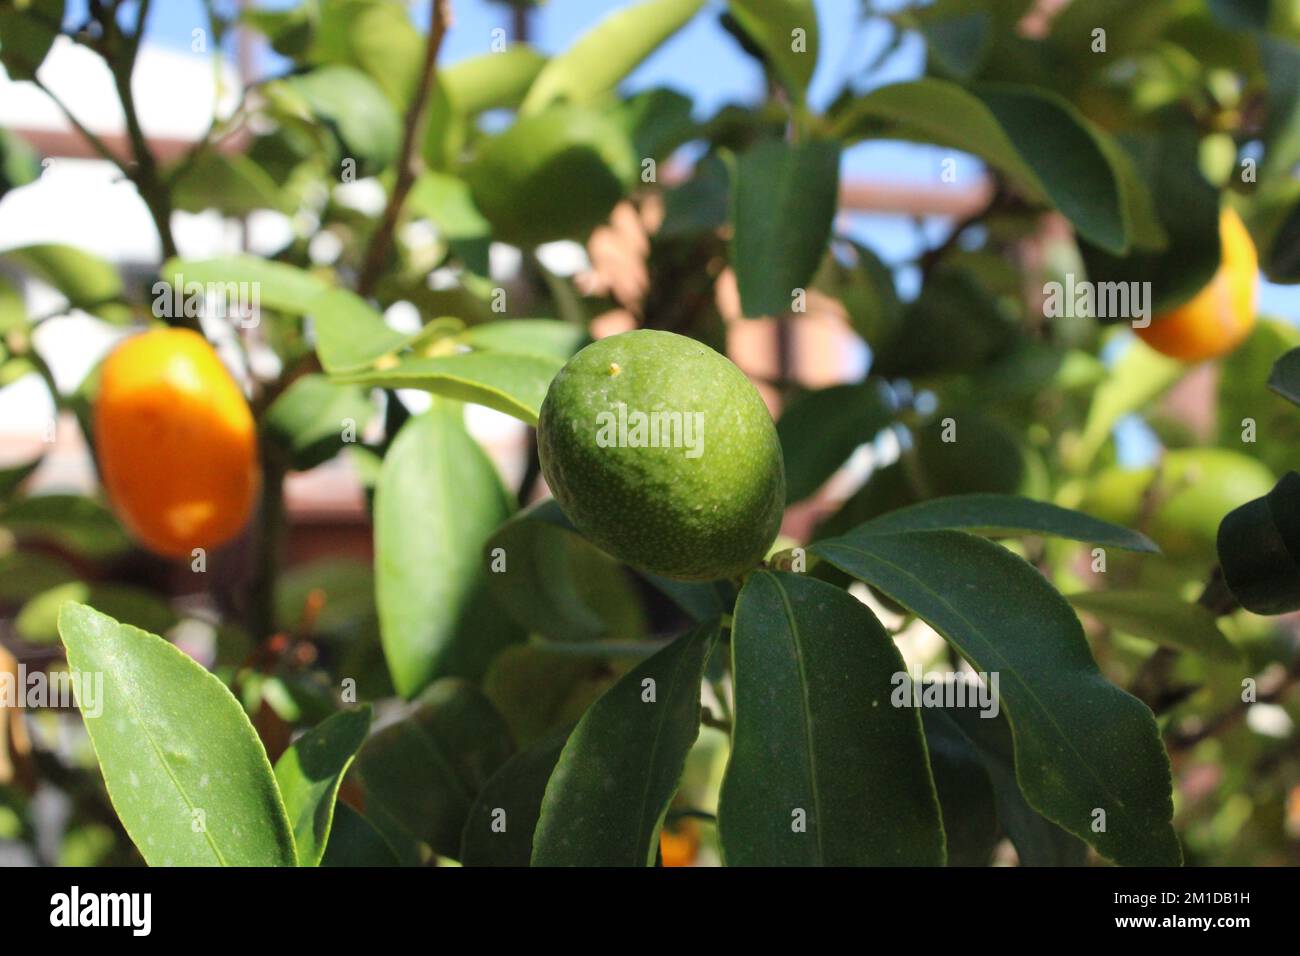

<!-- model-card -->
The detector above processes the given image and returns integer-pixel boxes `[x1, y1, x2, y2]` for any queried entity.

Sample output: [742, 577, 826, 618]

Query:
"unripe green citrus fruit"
[537, 330, 785, 581]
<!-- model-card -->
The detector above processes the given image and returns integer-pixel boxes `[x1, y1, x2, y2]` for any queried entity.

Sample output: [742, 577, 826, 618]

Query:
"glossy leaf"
[159, 256, 330, 315]
[833, 79, 1128, 253]
[374, 402, 522, 698]
[353, 679, 514, 857]
[856, 494, 1158, 552]
[285, 65, 402, 175]
[1217, 472, 1300, 615]
[334, 351, 562, 425]
[274, 706, 372, 867]
[263, 373, 373, 470]
[779, 381, 894, 503]
[321, 803, 402, 866]
[461, 731, 568, 866]
[460, 319, 589, 362]
[728, 0, 819, 101]
[1067, 590, 1239, 661]
[57, 603, 296, 866]
[521, 0, 705, 114]
[1268, 347, 1300, 406]
[730, 139, 841, 317]
[719, 572, 946, 866]
[532, 624, 717, 866]
[811, 530, 1181, 866]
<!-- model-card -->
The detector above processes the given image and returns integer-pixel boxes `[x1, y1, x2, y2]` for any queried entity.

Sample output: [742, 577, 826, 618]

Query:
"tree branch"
[356, 0, 452, 298]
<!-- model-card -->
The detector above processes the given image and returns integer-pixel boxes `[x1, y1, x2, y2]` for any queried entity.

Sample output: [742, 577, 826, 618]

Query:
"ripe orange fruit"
[94, 328, 259, 559]
[1135, 207, 1258, 362]
[659, 818, 700, 867]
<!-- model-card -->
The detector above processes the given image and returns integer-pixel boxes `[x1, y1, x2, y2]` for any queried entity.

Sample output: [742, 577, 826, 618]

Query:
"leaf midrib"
[815, 539, 1141, 837]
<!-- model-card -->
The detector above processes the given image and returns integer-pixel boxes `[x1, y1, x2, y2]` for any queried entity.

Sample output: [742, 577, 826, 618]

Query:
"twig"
[356, 0, 452, 297]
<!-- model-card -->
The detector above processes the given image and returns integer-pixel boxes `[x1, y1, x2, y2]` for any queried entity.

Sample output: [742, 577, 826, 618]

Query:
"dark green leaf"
[719, 572, 946, 865]
[1268, 347, 1300, 406]
[778, 381, 894, 503]
[1217, 472, 1300, 615]
[274, 706, 372, 866]
[532, 623, 717, 866]
[921, 708, 999, 866]
[730, 139, 841, 317]
[263, 373, 373, 470]
[727, 0, 819, 101]
[856, 494, 1158, 552]
[0, 494, 131, 558]
[375, 401, 523, 698]
[461, 731, 568, 866]
[17, 582, 176, 644]
[353, 678, 514, 857]
[811, 531, 1181, 866]
[321, 803, 402, 866]
[284, 65, 402, 175]
[0, 0, 64, 80]
[57, 603, 296, 866]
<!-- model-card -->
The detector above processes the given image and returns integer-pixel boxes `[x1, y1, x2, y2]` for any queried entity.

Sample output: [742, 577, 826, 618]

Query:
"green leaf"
[284, 65, 402, 175]
[730, 139, 841, 317]
[0, 127, 41, 198]
[334, 351, 562, 425]
[935, 702, 1088, 866]
[487, 503, 640, 643]
[728, 0, 819, 101]
[460, 319, 589, 362]
[460, 730, 568, 866]
[56, 603, 296, 866]
[2, 244, 127, 322]
[375, 401, 523, 698]
[263, 373, 373, 470]
[521, 0, 705, 114]
[778, 381, 894, 503]
[309, 288, 409, 373]
[532, 623, 716, 866]
[1066, 590, 1239, 661]
[321, 803, 402, 866]
[0, 494, 131, 558]
[353, 678, 514, 857]
[406, 169, 490, 243]
[0, 549, 75, 603]
[1217, 472, 1300, 616]
[810, 530, 1181, 866]
[1268, 347, 1300, 406]
[855, 494, 1158, 553]
[920, 708, 999, 866]
[912, 6, 992, 80]
[274, 706, 372, 867]
[833, 80, 1128, 253]
[812, 239, 903, 349]
[442, 45, 547, 115]
[171, 152, 288, 216]
[465, 103, 638, 246]
[309, 0, 424, 108]
[0, 0, 64, 80]
[719, 572, 945, 865]
[159, 256, 331, 315]
[610, 87, 697, 162]
[17, 581, 176, 644]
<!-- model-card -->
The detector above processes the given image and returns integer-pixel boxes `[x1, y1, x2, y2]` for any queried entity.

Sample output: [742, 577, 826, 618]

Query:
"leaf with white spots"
[57, 603, 297, 866]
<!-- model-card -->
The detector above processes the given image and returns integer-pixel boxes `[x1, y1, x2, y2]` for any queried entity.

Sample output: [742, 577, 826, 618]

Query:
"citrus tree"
[0, 0, 1298, 867]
